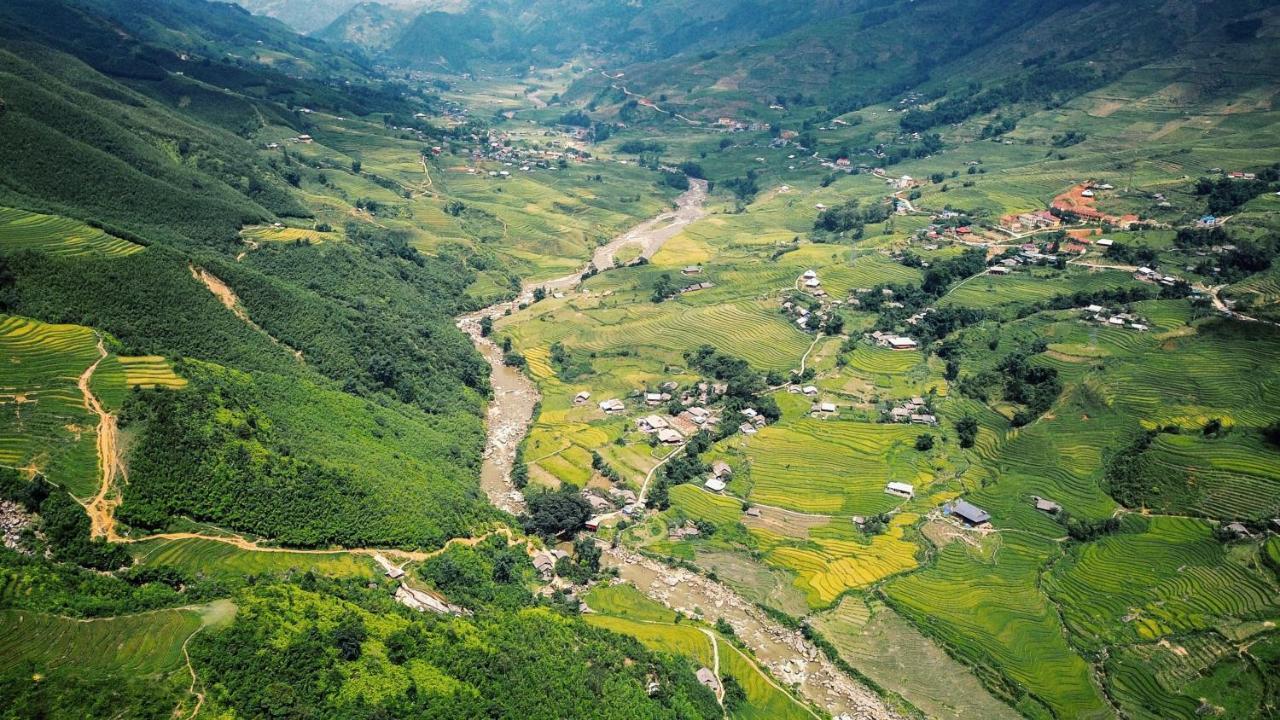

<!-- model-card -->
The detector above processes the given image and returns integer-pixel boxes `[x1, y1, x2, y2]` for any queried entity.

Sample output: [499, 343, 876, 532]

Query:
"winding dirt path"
[190, 265, 304, 363]
[457, 180, 709, 511]
[80, 337, 123, 540]
[697, 627, 726, 706]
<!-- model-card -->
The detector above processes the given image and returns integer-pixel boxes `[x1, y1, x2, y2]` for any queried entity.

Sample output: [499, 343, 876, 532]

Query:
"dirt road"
[80, 337, 123, 540]
[457, 180, 709, 511]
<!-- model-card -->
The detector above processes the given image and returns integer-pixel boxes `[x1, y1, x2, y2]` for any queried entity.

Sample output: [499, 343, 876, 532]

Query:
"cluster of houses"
[999, 209, 1062, 233]
[738, 407, 769, 436]
[868, 330, 920, 351]
[799, 385, 839, 416]
[1133, 266, 1184, 288]
[1082, 305, 1149, 332]
[636, 414, 684, 444]
[782, 299, 820, 330]
[704, 461, 733, 493]
[885, 396, 937, 425]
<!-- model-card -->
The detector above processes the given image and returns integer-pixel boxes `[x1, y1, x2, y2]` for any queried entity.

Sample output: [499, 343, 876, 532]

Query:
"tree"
[915, 433, 935, 451]
[332, 617, 367, 661]
[956, 416, 978, 448]
[522, 487, 591, 538]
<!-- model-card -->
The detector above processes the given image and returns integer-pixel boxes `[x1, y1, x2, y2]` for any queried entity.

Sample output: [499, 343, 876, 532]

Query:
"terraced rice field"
[884, 534, 1112, 720]
[241, 225, 328, 244]
[1106, 638, 1264, 720]
[128, 537, 379, 580]
[584, 584, 814, 720]
[555, 297, 811, 371]
[0, 207, 143, 257]
[667, 486, 921, 607]
[0, 316, 105, 496]
[738, 419, 927, 514]
[0, 607, 201, 675]
[811, 597, 1023, 720]
[91, 355, 187, 409]
[1045, 516, 1280, 647]
[1146, 432, 1280, 519]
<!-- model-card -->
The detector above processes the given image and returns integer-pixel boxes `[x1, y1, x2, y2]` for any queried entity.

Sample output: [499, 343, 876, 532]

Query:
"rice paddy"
[128, 537, 379, 581]
[0, 603, 229, 676]
[0, 207, 143, 257]
[0, 315, 107, 496]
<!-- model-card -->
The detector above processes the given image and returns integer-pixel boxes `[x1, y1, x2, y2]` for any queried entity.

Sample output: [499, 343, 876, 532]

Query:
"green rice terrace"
[1, 0, 1280, 718]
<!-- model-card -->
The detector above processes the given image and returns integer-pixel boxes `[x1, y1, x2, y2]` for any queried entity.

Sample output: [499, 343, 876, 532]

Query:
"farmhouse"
[657, 428, 683, 444]
[885, 482, 915, 499]
[886, 336, 919, 351]
[574, 391, 591, 404]
[599, 399, 625, 413]
[989, 266, 1011, 275]
[803, 269, 817, 279]
[1033, 497, 1062, 514]
[948, 499, 991, 527]
[805, 277, 821, 288]
[696, 668, 721, 694]
[686, 406, 711, 424]
[1095, 238, 1114, 247]
[682, 265, 703, 275]
[711, 461, 733, 478]
[802, 385, 819, 396]
[532, 551, 556, 579]
[585, 517, 602, 532]
[745, 507, 762, 518]
[645, 392, 665, 406]
[819, 401, 837, 413]
[705, 477, 726, 493]
[637, 415, 669, 432]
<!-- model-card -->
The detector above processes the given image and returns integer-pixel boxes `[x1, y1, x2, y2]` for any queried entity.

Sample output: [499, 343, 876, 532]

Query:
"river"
[456, 179, 708, 513]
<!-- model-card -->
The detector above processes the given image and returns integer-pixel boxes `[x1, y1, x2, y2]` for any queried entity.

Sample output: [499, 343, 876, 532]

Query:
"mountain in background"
[564, 0, 1279, 120]
[316, 0, 874, 70]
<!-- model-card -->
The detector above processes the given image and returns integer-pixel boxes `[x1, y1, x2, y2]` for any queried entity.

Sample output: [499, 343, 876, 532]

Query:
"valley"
[1, 0, 1280, 718]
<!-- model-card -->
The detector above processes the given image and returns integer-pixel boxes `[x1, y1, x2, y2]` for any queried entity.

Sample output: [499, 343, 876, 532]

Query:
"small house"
[657, 428, 683, 444]
[682, 265, 703, 275]
[885, 482, 915, 499]
[711, 461, 733, 478]
[1033, 497, 1062, 514]
[802, 269, 817, 279]
[739, 423, 757, 435]
[574, 391, 592, 405]
[819, 402, 837, 413]
[599, 399, 625, 413]
[989, 266, 1011, 275]
[645, 392, 664, 406]
[532, 552, 556, 578]
[745, 507, 762, 518]
[1095, 238, 1114, 247]
[1085, 304, 1104, 314]
[949, 499, 991, 526]
[687, 407, 711, 424]
[805, 277, 821, 288]
[802, 385, 819, 396]
[638, 415, 669, 432]
[695, 668, 721, 694]
[705, 478, 727, 493]
[887, 336, 919, 351]
[585, 517, 602, 532]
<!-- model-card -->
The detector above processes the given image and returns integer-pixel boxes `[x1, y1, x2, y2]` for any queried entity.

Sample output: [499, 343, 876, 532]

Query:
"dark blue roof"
[951, 499, 991, 524]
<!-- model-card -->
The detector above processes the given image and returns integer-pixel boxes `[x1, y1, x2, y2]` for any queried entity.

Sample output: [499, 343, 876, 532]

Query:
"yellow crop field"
[0, 207, 143, 257]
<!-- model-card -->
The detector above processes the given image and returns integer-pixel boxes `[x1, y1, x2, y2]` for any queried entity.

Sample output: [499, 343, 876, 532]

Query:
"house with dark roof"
[949, 499, 991, 526]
